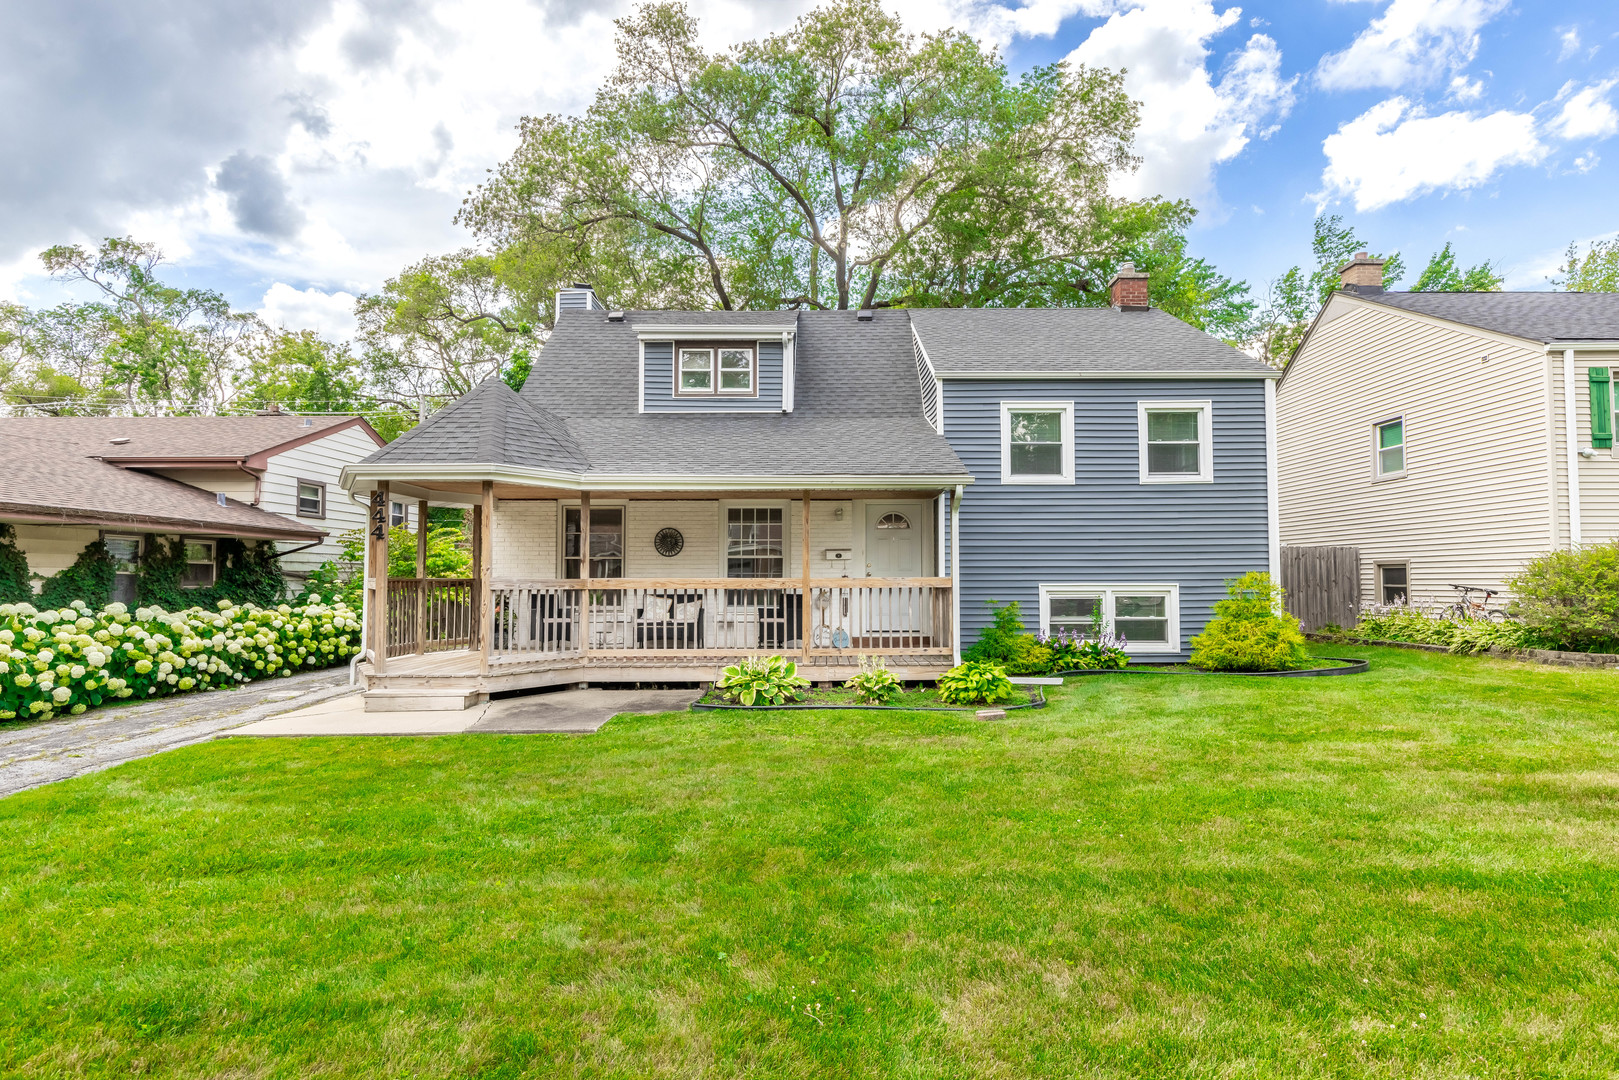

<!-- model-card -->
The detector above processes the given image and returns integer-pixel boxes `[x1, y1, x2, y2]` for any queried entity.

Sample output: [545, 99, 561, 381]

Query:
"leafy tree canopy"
[457, 0, 1246, 332]
[1410, 242, 1502, 292]
[1555, 238, 1619, 292]
[1248, 214, 1405, 367]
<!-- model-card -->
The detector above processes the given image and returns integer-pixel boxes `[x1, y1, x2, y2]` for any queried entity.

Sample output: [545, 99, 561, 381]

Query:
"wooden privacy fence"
[1279, 546, 1361, 631]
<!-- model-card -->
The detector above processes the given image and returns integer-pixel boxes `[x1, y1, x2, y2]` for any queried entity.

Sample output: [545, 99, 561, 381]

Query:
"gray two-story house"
[341, 273, 1278, 709]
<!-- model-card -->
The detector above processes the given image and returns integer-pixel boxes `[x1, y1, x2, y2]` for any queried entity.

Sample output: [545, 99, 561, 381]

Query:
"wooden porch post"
[415, 498, 428, 655]
[478, 480, 494, 675]
[368, 482, 389, 675]
[579, 490, 591, 658]
[801, 491, 812, 663]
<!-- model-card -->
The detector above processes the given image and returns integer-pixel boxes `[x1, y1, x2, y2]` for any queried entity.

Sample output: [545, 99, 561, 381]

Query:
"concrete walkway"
[0, 668, 361, 798]
[225, 687, 701, 737]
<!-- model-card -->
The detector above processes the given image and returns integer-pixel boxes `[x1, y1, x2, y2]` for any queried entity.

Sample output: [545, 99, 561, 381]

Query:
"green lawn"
[3, 647, 1617, 1078]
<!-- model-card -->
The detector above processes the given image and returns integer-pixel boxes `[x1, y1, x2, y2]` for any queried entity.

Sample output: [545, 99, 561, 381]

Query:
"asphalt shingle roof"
[361, 304, 1273, 480]
[0, 424, 325, 539]
[2, 414, 362, 460]
[1363, 291, 1619, 343]
[907, 307, 1272, 374]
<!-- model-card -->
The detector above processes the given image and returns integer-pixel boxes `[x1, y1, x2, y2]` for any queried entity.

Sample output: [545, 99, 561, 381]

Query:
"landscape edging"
[1057, 657, 1369, 678]
[691, 688, 1047, 713]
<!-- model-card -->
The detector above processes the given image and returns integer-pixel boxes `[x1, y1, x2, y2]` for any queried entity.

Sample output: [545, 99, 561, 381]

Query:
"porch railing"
[385, 577, 475, 658]
[479, 578, 953, 660]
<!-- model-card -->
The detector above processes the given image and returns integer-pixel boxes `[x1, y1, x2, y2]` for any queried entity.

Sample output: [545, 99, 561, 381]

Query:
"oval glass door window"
[875, 513, 911, 529]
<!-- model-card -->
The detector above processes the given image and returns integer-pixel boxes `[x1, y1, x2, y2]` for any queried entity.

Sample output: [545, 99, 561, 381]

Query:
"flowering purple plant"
[1038, 626, 1129, 671]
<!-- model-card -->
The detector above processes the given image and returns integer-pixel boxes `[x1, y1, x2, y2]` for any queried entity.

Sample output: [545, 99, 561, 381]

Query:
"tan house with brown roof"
[0, 415, 384, 601]
[1277, 254, 1619, 610]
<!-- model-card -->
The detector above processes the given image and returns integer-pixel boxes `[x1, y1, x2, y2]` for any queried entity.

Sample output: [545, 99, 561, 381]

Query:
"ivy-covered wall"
[17, 533, 288, 610]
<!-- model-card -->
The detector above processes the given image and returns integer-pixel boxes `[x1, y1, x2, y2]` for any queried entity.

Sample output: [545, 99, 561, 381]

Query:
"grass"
[2, 645, 1618, 1078]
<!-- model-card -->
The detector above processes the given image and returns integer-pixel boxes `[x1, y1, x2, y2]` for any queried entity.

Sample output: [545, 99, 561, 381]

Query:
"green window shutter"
[1590, 367, 1613, 449]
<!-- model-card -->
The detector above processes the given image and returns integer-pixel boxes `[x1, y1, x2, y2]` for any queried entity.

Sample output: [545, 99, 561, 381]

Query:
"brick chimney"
[1108, 262, 1150, 310]
[1338, 252, 1385, 295]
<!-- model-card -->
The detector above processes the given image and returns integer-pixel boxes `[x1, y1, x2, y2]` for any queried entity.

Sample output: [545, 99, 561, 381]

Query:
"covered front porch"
[354, 478, 963, 704]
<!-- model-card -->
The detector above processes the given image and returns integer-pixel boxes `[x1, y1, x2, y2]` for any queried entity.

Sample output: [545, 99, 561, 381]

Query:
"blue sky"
[2, 0, 1616, 338]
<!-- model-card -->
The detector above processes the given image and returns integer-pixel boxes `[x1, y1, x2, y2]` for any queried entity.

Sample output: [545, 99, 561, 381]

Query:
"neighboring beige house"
[0, 415, 384, 600]
[1277, 254, 1619, 608]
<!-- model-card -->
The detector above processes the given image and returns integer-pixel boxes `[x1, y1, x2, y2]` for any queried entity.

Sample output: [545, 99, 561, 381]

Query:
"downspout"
[950, 484, 962, 666]
[348, 490, 371, 686]
[1564, 348, 1583, 548]
[1264, 377, 1281, 610]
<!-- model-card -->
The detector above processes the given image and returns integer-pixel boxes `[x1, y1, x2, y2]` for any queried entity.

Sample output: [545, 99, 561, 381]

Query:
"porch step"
[364, 689, 487, 713]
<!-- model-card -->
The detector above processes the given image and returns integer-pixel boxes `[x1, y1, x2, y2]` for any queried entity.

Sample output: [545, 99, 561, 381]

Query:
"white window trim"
[999, 400, 1075, 485]
[1138, 400, 1213, 484]
[1038, 583, 1181, 655]
[1372, 414, 1407, 481]
[719, 500, 791, 579]
[677, 347, 715, 394]
[717, 347, 755, 395]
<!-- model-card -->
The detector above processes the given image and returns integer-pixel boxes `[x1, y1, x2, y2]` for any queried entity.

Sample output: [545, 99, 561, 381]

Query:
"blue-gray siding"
[943, 378, 1272, 660]
[642, 340, 784, 412]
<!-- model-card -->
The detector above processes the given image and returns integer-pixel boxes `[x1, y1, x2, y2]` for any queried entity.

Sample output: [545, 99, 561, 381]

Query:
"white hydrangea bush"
[0, 595, 361, 721]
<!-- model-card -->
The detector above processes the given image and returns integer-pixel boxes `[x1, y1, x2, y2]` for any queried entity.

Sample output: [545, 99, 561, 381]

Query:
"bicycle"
[1445, 584, 1507, 623]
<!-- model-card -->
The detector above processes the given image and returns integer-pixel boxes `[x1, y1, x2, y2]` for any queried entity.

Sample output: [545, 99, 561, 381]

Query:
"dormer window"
[675, 342, 756, 396]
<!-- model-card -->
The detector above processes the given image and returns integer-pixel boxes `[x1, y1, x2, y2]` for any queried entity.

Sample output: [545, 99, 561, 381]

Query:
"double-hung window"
[1000, 401, 1074, 484]
[1378, 564, 1409, 605]
[679, 348, 713, 392]
[1039, 584, 1180, 653]
[1374, 417, 1405, 477]
[296, 480, 325, 518]
[389, 501, 408, 528]
[726, 507, 783, 578]
[182, 541, 217, 588]
[1138, 401, 1212, 483]
[718, 348, 753, 393]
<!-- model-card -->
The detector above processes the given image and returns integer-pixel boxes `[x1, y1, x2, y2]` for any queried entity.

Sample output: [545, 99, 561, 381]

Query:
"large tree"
[1555, 239, 1619, 291]
[459, 0, 1227, 317]
[38, 238, 262, 411]
[1247, 215, 1405, 367]
[1410, 242, 1501, 292]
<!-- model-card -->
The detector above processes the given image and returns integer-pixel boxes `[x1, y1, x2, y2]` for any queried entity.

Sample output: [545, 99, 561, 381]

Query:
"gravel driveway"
[0, 668, 362, 798]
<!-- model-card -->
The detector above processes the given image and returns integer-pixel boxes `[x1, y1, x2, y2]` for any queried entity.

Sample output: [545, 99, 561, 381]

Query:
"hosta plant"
[714, 654, 810, 707]
[936, 660, 1014, 706]
[0, 595, 362, 722]
[843, 655, 902, 705]
[1041, 628, 1129, 670]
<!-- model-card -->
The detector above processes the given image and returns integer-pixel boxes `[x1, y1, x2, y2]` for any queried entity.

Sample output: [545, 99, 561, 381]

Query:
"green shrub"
[37, 540, 115, 610]
[964, 601, 1053, 674]
[843, 656, 902, 705]
[136, 537, 287, 610]
[1190, 571, 1310, 672]
[297, 559, 361, 608]
[715, 654, 810, 707]
[1049, 631, 1130, 670]
[936, 660, 1014, 706]
[0, 525, 31, 604]
[0, 595, 361, 722]
[1508, 542, 1619, 652]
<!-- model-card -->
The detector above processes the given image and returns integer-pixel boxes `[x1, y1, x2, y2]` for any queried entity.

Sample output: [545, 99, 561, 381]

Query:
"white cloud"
[258, 282, 360, 340]
[1067, 2, 1297, 202]
[1557, 26, 1581, 62]
[1550, 79, 1619, 141]
[1317, 96, 1546, 211]
[1317, 0, 1510, 91]
[1448, 74, 1484, 101]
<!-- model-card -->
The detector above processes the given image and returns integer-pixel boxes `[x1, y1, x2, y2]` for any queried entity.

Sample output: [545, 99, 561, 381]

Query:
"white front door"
[864, 502, 926, 632]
